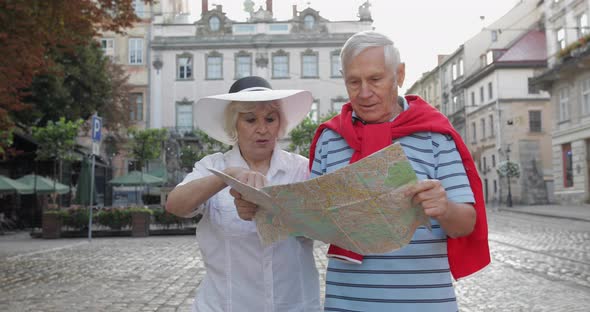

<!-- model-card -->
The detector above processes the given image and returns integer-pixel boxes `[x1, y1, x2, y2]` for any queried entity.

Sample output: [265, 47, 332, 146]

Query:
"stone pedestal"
[131, 212, 150, 237]
[42, 213, 62, 239]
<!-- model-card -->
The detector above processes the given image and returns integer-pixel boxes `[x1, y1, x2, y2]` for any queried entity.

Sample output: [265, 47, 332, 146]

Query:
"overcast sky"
[188, 0, 521, 93]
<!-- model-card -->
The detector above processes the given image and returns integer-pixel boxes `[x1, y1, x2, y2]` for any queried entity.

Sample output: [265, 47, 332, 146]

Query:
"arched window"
[303, 15, 315, 30]
[209, 16, 220, 31]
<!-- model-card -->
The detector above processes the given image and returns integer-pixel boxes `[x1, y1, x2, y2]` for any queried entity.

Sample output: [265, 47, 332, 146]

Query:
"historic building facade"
[407, 0, 554, 205]
[532, 0, 590, 204]
[149, 0, 373, 135]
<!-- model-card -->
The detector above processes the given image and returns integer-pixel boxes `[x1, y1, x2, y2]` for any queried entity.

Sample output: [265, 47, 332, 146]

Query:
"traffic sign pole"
[88, 114, 102, 242]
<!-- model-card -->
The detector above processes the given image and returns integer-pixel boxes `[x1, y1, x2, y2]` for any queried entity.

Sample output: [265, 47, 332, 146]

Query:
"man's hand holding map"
[208, 143, 431, 255]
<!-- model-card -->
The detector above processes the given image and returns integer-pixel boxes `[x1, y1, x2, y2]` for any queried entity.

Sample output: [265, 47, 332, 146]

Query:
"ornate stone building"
[149, 0, 372, 134]
[531, 0, 590, 204]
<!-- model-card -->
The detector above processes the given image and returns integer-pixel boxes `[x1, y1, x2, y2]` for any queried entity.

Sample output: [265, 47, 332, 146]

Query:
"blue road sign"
[92, 115, 102, 142]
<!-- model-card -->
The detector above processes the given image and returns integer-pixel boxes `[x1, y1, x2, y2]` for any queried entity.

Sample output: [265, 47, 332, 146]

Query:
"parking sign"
[92, 115, 102, 142]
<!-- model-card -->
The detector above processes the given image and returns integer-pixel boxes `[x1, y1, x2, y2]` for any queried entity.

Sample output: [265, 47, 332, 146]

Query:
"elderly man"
[309, 31, 490, 311]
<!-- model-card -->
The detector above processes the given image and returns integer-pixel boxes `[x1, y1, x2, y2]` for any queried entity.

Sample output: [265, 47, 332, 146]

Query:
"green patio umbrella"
[108, 171, 165, 186]
[16, 174, 70, 194]
[0, 175, 34, 194]
[74, 157, 94, 205]
[108, 171, 164, 205]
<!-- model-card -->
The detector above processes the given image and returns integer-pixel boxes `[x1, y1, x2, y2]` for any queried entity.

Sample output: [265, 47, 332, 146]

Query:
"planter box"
[131, 212, 150, 237]
[42, 213, 62, 239]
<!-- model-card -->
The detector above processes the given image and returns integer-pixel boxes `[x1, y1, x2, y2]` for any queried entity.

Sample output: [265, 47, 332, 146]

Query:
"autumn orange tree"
[0, 0, 152, 155]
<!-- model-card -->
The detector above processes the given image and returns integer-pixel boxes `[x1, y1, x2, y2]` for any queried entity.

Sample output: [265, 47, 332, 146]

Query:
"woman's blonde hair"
[223, 100, 288, 144]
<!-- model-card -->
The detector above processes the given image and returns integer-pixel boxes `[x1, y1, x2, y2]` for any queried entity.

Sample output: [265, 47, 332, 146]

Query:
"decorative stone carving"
[243, 0, 255, 14]
[249, 6, 273, 22]
[256, 52, 269, 68]
[358, 1, 372, 22]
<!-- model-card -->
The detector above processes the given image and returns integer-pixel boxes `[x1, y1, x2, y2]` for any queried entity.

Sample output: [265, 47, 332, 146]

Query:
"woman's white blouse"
[178, 145, 321, 312]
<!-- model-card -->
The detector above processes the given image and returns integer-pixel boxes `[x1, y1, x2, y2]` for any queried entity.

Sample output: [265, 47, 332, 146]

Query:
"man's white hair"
[340, 31, 401, 80]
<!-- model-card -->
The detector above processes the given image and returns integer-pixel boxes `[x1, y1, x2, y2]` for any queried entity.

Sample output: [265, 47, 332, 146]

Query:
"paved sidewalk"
[494, 203, 590, 222]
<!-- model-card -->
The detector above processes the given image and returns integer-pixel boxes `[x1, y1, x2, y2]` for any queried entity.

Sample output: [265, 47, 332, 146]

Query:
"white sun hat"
[195, 76, 313, 145]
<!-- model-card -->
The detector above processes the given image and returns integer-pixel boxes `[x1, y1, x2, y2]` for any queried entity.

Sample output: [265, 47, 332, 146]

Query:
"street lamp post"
[506, 145, 513, 207]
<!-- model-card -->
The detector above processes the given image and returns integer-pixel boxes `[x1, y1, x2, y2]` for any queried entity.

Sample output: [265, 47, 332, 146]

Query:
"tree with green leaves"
[32, 117, 84, 206]
[127, 128, 168, 204]
[179, 129, 231, 171]
[1, 0, 154, 152]
[288, 112, 338, 157]
[497, 161, 520, 179]
[16, 43, 134, 132]
[128, 128, 168, 172]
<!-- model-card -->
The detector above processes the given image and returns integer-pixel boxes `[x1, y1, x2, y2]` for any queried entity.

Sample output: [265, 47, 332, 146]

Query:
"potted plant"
[96, 208, 131, 230]
[129, 207, 153, 237]
[62, 206, 90, 232]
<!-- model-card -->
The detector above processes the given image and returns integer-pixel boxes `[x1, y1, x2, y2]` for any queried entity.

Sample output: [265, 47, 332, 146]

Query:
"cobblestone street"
[1, 209, 589, 311]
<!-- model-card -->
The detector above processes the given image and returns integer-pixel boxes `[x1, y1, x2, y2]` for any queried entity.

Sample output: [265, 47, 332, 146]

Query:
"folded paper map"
[208, 143, 431, 255]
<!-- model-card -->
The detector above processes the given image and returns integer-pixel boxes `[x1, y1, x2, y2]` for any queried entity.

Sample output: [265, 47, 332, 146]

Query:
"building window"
[206, 52, 223, 80]
[452, 63, 457, 81]
[582, 78, 590, 115]
[471, 122, 477, 143]
[128, 38, 143, 64]
[489, 115, 494, 137]
[481, 118, 486, 139]
[209, 16, 221, 31]
[132, 0, 145, 18]
[491, 30, 498, 42]
[308, 100, 319, 122]
[562, 143, 573, 187]
[272, 50, 289, 79]
[480, 86, 484, 103]
[486, 50, 493, 65]
[303, 15, 315, 30]
[559, 87, 570, 121]
[301, 50, 318, 78]
[176, 101, 193, 133]
[129, 93, 143, 121]
[331, 97, 348, 113]
[100, 38, 115, 57]
[233, 24, 256, 33]
[269, 24, 289, 32]
[493, 180, 497, 193]
[528, 77, 540, 94]
[235, 52, 252, 79]
[488, 82, 493, 99]
[177, 54, 192, 80]
[578, 13, 588, 39]
[471, 92, 475, 106]
[529, 110, 542, 132]
[557, 27, 566, 50]
[483, 156, 487, 172]
[492, 154, 496, 167]
[331, 51, 341, 77]
[459, 59, 464, 77]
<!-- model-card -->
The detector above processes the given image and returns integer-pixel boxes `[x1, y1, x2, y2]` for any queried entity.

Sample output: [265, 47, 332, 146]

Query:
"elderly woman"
[166, 76, 320, 312]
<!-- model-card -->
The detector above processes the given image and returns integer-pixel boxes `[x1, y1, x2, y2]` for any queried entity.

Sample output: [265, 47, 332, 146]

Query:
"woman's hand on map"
[227, 168, 268, 220]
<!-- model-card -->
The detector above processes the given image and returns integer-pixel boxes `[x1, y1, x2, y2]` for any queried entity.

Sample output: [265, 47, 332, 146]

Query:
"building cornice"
[457, 60, 547, 89]
[466, 97, 550, 116]
[151, 33, 353, 50]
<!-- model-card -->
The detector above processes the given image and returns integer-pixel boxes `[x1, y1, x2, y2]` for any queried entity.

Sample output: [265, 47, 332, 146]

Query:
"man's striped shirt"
[311, 107, 474, 311]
